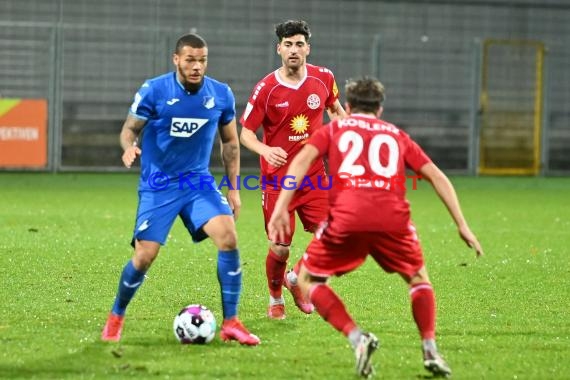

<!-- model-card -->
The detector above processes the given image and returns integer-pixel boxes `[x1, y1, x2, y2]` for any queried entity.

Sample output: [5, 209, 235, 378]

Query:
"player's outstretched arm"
[418, 162, 484, 257]
[268, 144, 319, 243]
[119, 114, 145, 168]
[239, 127, 288, 167]
[219, 118, 241, 219]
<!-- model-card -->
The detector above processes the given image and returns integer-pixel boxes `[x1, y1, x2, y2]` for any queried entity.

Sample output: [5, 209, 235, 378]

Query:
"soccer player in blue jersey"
[101, 33, 260, 345]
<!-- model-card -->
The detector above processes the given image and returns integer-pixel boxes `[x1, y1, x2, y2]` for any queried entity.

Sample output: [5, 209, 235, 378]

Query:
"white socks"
[269, 296, 285, 306]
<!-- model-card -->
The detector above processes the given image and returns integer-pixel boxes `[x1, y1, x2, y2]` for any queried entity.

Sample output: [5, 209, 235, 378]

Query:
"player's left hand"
[226, 189, 241, 220]
[458, 224, 484, 257]
[268, 208, 291, 243]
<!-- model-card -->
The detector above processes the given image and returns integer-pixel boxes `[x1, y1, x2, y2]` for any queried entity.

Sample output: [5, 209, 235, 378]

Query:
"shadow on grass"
[0, 336, 259, 379]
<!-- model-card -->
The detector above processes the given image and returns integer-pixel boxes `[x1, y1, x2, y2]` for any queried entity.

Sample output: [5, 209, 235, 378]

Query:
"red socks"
[307, 280, 435, 341]
[410, 282, 436, 340]
[266, 249, 288, 298]
[309, 283, 356, 336]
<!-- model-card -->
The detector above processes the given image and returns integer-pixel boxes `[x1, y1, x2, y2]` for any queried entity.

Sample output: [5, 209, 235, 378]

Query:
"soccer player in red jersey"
[240, 20, 345, 320]
[268, 77, 483, 377]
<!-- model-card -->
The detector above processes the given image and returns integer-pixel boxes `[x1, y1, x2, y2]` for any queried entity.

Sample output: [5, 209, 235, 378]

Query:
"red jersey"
[240, 63, 340, 191]
[308, 114, 431, 232]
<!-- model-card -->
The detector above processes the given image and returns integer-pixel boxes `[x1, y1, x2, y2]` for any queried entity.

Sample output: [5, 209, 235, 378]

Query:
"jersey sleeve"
[325, 70, 340, 108]
[128, 81, 155, 120]
[239, 80, 266, 132]
[220, 85, 237, 125]
[307, 122, 332, 156]
[404, 138, 432, 172]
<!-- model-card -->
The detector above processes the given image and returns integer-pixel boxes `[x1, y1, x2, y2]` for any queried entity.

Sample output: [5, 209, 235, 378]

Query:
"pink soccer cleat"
[220, 317, 260, 346]
[101, 313, 125, 342]
[283, 271, 314, 314]
[267, 304, 286, 320]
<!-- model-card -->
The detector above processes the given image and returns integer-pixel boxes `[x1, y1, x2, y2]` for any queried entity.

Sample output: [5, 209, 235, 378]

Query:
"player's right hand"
[122, 145, 142, 168]
[268, 208, 291, 244]
[262, 147, 288, 167]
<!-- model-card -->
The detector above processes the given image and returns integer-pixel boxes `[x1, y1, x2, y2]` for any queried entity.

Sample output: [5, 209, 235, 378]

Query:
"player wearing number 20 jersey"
[268, 77, 483, 377]
[268, 78, 483, 378]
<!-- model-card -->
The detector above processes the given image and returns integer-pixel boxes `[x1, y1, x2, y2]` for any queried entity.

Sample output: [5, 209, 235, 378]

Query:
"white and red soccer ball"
[173, 304, 216, 344]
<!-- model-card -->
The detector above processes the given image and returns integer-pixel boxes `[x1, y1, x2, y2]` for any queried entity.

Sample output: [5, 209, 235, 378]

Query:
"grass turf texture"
[0, 173, 569, 379]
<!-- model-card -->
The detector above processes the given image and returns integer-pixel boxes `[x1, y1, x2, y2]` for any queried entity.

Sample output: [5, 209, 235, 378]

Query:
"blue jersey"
[129, 72, 236, 190]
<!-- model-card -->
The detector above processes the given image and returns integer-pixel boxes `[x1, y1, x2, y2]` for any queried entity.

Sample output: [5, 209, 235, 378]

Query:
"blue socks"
[217, 249, 242, 319]
[111, 252, 241, 320]
[111, 260, 146, 316]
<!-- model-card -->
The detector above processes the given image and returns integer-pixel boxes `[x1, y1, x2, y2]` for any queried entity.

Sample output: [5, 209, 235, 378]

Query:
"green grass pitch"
[1, 173, 569, 379]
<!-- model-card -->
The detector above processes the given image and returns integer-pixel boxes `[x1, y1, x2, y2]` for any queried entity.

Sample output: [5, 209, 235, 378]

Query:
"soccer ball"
[173, 304, 217, 344]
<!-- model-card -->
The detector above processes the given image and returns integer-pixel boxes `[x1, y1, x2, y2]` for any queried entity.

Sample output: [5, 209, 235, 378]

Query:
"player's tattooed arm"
[219, 118, 241, 218]
[119, 114, 146, 168]
[219, 118, 240, 173]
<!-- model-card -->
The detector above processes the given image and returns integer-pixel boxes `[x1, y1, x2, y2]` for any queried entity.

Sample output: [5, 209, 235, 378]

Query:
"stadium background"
[1, 0, 569, 174]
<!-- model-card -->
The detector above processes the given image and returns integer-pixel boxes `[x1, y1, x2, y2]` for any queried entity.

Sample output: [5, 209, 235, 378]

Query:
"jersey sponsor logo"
[203, 96, 215, 109]
[288, 133, 309, 142]
[166, 98, 180, 105]
[289, 114, 309, 142]
[170, 117, 208, 137]
[290, 114, 309, 134]
[307, 94, 320, 110]
[275, 101, 289, 108]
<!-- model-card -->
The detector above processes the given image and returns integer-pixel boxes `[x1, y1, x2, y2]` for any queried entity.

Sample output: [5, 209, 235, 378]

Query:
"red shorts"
[303, 222, 424, 279]
[262, 188, 328, 245]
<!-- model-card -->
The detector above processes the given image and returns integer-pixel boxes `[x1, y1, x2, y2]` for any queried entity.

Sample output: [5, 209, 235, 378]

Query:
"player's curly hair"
[175, 33, 207, 54]
[345, 77, 385, 114]
[275, 20, 311, 42]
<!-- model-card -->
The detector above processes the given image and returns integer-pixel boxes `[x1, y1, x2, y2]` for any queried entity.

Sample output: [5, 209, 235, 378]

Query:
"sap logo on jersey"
[170, 118, 208, 137]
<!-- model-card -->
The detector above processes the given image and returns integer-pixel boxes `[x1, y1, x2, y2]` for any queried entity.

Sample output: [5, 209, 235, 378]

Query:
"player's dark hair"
[275, 20, 311, 42]
[175, 33, 207, 54]
[345, 77, 385, 114]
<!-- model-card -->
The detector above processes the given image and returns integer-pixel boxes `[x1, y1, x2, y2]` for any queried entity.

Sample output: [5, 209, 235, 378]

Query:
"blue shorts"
[132, 186, 233, 245]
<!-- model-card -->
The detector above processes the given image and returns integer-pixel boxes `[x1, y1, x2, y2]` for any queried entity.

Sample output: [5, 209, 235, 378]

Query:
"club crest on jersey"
[170, 117, 208, 137]
[203, 96, 215, 109]
[307, 94, 320, 110]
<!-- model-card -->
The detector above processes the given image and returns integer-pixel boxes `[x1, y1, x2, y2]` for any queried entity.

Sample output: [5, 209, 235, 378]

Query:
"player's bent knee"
[133, 241, 160, 270]
[406, 266, 430, 285]
[210, 227, 238, 250]
[298, 266, 326, 298]
[270, 242, 290, 256]
[217, 230, 238, 251]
